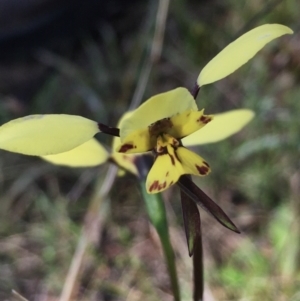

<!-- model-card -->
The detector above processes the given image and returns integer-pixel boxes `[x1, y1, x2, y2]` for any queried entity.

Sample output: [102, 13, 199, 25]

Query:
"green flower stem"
[140, 183, 180, 301]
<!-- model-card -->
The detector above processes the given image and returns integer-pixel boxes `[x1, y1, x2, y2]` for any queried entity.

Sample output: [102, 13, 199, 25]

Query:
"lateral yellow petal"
[0, 114, 99, 156]
[198, 24, 293, 86]
[169, 109, 213, 138]
[120, 88, 197, 140]
[42, 138, 109, 167]
[111, 153, 138, 175]
[146, 144, 184, 193]
[176, 147, 211, 176]
[116, 128, 152, 154]
[182, 109, 254, 146]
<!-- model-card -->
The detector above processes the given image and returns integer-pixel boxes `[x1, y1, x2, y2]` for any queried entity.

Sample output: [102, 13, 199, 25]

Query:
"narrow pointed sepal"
[181, 189, 201, 257]
[181, 182, 204, 301]
[178, 176, 240, 233]
[193, 234, 204, 301]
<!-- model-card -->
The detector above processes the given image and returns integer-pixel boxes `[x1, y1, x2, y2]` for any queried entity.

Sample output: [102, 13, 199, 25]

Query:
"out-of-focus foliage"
[0, 0, 299, 300]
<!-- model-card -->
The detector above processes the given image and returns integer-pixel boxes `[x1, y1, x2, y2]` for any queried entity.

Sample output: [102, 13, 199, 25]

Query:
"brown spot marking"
[119, 143, 135, 153]
[149, 180, 167, 192]
[198, 115, 212, 124]
[169, 181, 174, 187]
[196, 164, 210, 175]
[166, 171, 169, 177]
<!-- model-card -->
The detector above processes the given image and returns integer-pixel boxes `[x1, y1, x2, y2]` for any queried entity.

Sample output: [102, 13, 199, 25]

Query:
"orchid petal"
[170, 109, 213, 139]
[116, 128, 152, 153]
[182, 109, 254, 146]
[115, 111, 152, 154]
[42, 138, 108, 167]
[198, 24, 293, 86]
[0, 114, 99, 156]
[146, 143, 184, 193]
[176, 147, 211, 176]
[146, 134, 210, 193]
[120, 88, 197, 140]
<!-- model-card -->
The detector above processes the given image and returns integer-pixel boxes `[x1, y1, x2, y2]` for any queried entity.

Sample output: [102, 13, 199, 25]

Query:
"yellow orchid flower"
[0, 24, 292, 256]
[116, 88, 254, 193]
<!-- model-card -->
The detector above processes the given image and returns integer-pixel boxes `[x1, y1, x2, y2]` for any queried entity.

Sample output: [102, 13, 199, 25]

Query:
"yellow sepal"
[42, 138, 109, 167]
[198, 24, 293, 86]
[182, 109, 254, 146]
[0, 114, 99, 156]
[120, 88, 197, 140]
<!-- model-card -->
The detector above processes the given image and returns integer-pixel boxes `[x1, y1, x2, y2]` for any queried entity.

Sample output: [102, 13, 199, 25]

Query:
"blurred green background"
[0, 0, 299, 300]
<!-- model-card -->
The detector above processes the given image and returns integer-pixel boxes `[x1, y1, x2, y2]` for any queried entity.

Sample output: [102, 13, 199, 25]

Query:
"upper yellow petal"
[198, 24, 293, 86]
[120, 88, 197, 141]
[0, 114, 99, 156]
[182, 109, 254, 146]
[42, 138, 109, 167]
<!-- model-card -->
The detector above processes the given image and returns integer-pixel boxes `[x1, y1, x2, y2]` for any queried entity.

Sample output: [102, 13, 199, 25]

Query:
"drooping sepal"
[178, 176, 240, 233]
[181, 183, 204, 301]
[181, 188, 201, 257]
